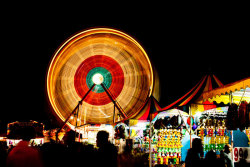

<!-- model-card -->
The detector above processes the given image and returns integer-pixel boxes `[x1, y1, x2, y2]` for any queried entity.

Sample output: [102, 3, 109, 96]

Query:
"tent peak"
[160, 74, 224, 111]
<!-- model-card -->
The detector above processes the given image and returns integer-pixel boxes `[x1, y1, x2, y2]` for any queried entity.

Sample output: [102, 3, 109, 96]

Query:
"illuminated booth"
[201, 77, 250, 146]
[201, 77, 250, 164]
[151, 109, 189, 166]
[193, 106, 230, 157]
[127, 96, 189, 166]
[7, 121, 44, 146]
[158, 74, 226, 164]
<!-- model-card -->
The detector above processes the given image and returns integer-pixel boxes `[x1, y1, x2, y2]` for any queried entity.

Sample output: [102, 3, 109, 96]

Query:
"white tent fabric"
[152, 108, 189, 123]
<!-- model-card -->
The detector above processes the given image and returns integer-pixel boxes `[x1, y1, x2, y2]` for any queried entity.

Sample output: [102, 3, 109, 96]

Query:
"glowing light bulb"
[92, 73, 104, 85]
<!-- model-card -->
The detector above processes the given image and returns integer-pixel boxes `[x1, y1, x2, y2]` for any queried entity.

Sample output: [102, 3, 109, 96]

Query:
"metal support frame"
[56, 84, 96, 142]
[56, 83, 128, 142]
[100, 83, 128, 120]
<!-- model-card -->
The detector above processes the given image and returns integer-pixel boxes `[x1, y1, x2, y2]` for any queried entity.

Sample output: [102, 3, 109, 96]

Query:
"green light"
[86, 67, 112, 93]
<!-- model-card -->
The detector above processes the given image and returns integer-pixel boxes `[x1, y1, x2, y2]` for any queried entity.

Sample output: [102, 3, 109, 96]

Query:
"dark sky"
[1, 5, 249, 131]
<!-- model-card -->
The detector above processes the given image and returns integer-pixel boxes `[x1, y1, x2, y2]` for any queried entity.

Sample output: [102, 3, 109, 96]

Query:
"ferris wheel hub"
[92, 73, 104, 85]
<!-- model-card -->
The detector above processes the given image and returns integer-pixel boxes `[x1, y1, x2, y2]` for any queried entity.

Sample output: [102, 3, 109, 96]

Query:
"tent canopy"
[160, 74, 224, 112]
[130, 95, 162, 121]
[117, 96, 161, 126]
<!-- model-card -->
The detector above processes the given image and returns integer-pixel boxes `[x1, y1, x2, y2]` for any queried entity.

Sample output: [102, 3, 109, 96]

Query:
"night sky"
[1, 5, 249, 132]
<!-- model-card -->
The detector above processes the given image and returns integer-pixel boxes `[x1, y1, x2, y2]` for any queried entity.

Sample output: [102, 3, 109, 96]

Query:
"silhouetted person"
[62, 130, 76, 147]
[96, 130, 118, 167]
[220, 144, 234, 167]
[185, 138, 204, 167]
[6, 126, 43, 167]
[238, 149, 248, 167]
[75, 143, 97, 167]
[118, 139, 135, 167]
[204, 150, 223, 167]
[40, 142, 67, 167]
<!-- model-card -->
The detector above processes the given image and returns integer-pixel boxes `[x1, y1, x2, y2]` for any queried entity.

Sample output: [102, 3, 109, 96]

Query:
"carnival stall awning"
[160, 75, 224, 113]
[201, 77, 250, 104]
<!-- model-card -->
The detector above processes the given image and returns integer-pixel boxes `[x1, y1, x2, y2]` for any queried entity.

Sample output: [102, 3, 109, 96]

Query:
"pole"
[231, 130, 234, 160]
[189, 106, 192, 148]
[149, 121, 152, 167]
[100, 83, 128, 119]
[129, 125, 130, 139]
[113, 103, 116, 124]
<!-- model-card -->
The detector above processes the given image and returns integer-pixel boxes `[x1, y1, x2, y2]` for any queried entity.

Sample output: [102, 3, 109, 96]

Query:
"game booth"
[200, 77, 250, 165]
[115, 107, 189, 166]
[155, 75, 250, 166]
[151, 109, 189, 166]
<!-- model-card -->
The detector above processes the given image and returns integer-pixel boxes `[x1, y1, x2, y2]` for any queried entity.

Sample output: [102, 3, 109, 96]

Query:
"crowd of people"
[0, 127, 249, 167]
[0, 127, 148, 167]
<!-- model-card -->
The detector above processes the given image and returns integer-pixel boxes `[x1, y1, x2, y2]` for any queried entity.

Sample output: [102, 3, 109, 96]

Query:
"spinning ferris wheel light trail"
[47, 27, 156, 130]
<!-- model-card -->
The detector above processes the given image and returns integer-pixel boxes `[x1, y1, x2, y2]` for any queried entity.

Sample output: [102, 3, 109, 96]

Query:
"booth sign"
[233, 147, 250, 163]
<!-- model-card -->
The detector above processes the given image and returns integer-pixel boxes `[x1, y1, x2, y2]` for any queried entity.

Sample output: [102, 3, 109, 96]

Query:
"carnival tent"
[114, 96, 161, 130]
[128, 96, 162, 126]
[114, 95, 160, 128]
[160, 74, 224, 115]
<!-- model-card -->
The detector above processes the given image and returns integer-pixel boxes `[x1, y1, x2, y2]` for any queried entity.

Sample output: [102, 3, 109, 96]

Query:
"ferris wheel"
[47, 28, 155, 128]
